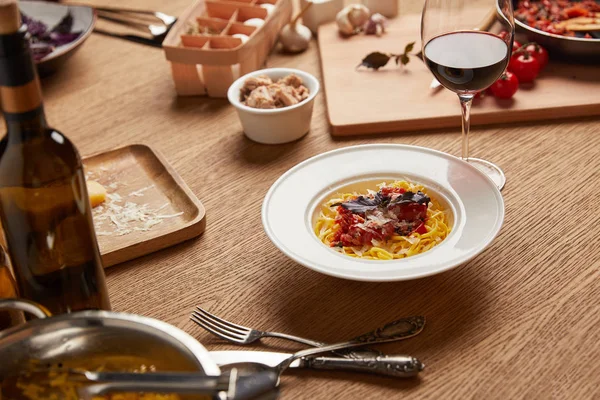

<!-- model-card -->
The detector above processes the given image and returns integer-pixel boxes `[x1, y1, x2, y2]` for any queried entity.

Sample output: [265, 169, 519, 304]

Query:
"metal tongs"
[77, 369, 278, 400]
[20, 367, 278, 400]
[91, 6, 177, 47]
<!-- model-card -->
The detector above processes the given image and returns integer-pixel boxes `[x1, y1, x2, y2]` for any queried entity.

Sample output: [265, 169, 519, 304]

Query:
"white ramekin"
[227, 68, 320, 144]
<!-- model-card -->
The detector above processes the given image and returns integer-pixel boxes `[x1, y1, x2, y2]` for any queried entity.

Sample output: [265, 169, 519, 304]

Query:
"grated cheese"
[129, 185, 155, 197]
[91, 182, 181, 237]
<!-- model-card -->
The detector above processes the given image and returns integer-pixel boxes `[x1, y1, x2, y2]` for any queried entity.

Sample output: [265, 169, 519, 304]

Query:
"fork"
[191, 307, 424, 357]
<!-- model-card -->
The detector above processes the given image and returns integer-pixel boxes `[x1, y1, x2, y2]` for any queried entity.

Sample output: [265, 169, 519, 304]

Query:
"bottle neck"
[0, 26, 47, 141]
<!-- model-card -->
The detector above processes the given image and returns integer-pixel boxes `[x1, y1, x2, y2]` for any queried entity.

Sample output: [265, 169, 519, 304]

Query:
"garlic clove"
[336, 9, 356, 36]
[280, 23, 312, 53]
[363, 13, 388, 36]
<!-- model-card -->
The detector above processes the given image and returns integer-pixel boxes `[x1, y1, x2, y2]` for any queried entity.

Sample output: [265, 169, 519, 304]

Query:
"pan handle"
[0, 298, 52, 319]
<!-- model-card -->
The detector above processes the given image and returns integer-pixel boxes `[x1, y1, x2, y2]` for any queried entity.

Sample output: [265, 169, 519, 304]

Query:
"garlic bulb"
[280, 23, 312, 53]
[346, 4, 370, 27]
[336, 10, 355, 35]
[279, 0, 313, 53]
[336, 4, 370, 36]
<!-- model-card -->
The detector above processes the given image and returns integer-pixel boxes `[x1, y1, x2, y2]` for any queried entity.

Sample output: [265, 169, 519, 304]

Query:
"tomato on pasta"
[314, 180, 451, 260]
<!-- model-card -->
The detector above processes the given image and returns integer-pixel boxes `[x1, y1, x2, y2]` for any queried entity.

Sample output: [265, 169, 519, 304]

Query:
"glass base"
[465, 157, 506, 191]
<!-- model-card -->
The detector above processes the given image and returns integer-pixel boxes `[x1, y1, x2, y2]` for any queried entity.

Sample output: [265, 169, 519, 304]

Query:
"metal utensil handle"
[303, 355, 424, 378]
[77, 371, 278, 400]
[229, 370, 279, 400]
[265, 315, 425, 353]
[78, 379, 221, 397]
[280, 318, 425, 370]
[0, 298, 51, 319]
[333, 315, 426, 358]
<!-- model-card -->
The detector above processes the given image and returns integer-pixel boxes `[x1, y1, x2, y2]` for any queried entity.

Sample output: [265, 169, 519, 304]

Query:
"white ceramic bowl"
[227, 68, 320, 144]
[262, 144, 505, 282]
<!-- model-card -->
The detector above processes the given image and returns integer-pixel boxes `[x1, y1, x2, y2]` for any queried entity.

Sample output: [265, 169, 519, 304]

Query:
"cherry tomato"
[489, 71, 519, 99]
[524, 43, 549, 70]
[512, 40, 522, 52]
[508, 51, 540, 83]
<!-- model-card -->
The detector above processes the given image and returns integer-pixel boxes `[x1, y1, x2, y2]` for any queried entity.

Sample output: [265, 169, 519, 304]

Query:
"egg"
[232, 33, 249, 43]
[259, 4, 276, 15]
[244, 18, 265, 28]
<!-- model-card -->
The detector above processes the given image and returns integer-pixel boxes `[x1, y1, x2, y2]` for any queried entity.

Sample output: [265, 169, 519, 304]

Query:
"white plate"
[262, 144, 504, 282]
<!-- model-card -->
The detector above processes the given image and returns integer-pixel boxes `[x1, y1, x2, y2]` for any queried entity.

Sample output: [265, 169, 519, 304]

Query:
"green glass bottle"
[0, 0, 110, 314]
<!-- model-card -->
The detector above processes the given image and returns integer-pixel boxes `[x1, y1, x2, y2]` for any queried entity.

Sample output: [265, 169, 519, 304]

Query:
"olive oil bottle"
[0, 0, 110, 314]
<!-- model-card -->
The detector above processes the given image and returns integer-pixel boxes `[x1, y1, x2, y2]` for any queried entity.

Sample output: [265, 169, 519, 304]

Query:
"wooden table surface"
[37, 0, 600, 398]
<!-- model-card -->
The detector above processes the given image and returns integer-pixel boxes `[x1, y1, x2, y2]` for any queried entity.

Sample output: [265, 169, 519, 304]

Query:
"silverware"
[218, 338, 424, 383]
[210, 350, 423, 379]
[90, 6, 177, 47]
[93, 6, 177, 26]
[75, 369, 278, 400]
[20, 367, 277, 400]
[191, 306, 424, 358]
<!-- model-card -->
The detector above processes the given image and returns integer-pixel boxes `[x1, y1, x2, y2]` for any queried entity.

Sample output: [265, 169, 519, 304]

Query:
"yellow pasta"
[315, 180, 451, 260]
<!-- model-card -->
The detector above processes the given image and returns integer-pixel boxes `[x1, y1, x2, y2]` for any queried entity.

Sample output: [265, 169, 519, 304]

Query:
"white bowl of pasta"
[262, 144, 504, 282]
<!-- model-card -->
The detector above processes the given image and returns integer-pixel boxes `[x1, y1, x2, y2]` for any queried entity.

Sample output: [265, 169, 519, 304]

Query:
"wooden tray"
[163, 0, 292, 98]
[317, 13, 600, 136]
[83, 144, 206, 267]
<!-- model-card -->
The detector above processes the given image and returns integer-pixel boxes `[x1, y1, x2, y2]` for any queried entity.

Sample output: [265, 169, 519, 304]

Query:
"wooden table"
[36, 0, 600, 398]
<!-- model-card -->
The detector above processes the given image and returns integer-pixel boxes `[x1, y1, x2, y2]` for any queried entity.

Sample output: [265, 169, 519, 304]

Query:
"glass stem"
[458, 94, 474, 161]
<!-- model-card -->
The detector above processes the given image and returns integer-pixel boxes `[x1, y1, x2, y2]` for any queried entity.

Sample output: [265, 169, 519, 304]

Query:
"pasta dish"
[314, 180, 451, 260]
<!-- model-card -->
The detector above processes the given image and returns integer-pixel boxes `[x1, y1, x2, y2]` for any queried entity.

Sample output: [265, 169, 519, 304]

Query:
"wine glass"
[421, 0, 515, 190]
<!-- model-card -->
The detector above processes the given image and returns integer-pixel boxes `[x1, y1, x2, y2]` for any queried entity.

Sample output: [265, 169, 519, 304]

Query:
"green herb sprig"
[356, 42, 417, 70]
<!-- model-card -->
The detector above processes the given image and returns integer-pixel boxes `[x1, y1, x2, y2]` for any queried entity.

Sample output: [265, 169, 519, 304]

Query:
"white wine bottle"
[0, 0, 110, 314]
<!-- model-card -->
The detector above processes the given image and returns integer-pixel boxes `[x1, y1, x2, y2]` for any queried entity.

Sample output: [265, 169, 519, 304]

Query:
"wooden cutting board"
[317, 13, 600, 136]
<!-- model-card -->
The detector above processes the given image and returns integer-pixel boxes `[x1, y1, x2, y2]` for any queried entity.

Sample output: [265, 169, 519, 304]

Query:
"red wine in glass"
[421, 0, 515, 191]
[424, 31, 510, 93]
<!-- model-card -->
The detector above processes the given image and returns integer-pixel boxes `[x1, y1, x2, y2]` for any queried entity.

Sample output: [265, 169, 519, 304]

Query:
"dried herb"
[333, 190, 429, 214]
[332, 193, 383, 213]
[356, 52, 391, 70]
[357, 42, 417, 70]
[389, 191, 430, 206]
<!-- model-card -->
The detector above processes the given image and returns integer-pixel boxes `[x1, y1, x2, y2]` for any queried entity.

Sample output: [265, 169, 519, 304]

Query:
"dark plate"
[20, 1, 96, 76]
[511, 0, 600, 62]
